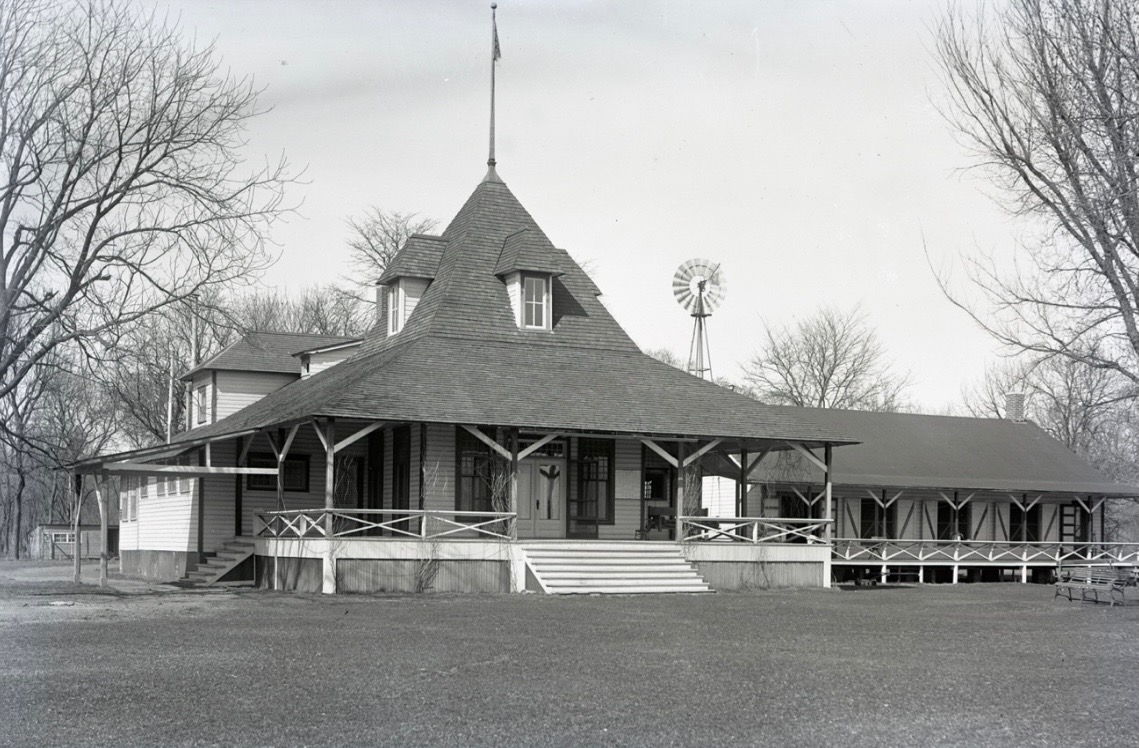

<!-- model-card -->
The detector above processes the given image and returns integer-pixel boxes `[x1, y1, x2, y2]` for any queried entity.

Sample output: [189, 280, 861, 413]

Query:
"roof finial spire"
[485, 3, 503, 183]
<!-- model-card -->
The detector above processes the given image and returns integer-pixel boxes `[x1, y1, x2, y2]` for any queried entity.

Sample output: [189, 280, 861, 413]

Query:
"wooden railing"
[832, 538, 1139, 565]
[255, 509, 517, 541]
[679, 516, 833, 544]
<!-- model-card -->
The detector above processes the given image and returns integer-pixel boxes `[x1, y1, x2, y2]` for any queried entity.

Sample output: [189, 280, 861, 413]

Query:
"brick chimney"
[1005, 392, 1027, 423]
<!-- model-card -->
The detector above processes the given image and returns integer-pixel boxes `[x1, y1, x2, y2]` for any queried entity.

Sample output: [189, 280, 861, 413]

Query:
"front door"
[516, 458, 565, 539]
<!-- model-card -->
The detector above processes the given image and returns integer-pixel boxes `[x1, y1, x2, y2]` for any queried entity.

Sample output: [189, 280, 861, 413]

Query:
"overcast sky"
[163, 0, 1016, 412]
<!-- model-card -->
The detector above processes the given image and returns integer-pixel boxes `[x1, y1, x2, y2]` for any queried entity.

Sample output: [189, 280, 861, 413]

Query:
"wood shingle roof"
[169, 174, 857, 447]
[182, 331, 357, 380]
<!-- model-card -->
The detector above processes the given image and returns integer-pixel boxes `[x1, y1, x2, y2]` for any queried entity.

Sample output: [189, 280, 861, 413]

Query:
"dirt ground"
[1, 560, 1137, 747]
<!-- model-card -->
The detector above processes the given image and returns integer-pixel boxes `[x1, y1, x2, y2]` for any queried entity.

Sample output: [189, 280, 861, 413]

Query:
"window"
[195, 385, 208, 424]
[860, 498, 896, 539]
[522, 274, 549, 329]
[780, 493, 823, 520]
[1009, 503, 1042, 542]
[936, 502, 971, 540]
[576, 438, 614, 524]
[387, 285, 402, 334]
[456, 427, 497, 513]
[246, 453, 310, 492]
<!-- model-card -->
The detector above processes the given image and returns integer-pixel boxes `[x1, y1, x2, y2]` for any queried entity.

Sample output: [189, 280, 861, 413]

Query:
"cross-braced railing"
[255, 509, 517, 541]
[679, 516, 832, 544]
[832, 538, 1139, 565]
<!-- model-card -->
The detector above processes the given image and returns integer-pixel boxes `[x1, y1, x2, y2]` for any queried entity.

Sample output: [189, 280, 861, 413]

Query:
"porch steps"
[522, 542, 711, 594]
[183, 539, 255, 588]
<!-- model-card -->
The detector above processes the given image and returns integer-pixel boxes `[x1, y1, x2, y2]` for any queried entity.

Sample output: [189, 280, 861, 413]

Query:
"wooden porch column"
[323, 417, 336, 594]
[675, 442, 687, 541]
[93, 477, 108, 588]
[824, 444, 833, 545]
[509, 428, 519, 541]
[72, 473, 83, 584]
[738, 448, 748, 517]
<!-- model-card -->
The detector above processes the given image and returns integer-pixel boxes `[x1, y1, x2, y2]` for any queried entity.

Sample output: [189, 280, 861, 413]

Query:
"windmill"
[672, 259, 726, 380]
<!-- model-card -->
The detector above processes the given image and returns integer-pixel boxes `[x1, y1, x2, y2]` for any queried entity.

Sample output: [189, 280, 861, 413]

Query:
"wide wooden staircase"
[183, 538, 256, 588]
[521, 541, 712, 594]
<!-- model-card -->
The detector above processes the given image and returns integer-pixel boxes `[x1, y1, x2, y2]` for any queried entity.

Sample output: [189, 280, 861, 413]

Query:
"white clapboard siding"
[306, 347, 356, 377]
[505, 272, 521, 326]
[215, 371, 297, 421]
[137, 475, 196, 552]
[403, 278, 429, 322]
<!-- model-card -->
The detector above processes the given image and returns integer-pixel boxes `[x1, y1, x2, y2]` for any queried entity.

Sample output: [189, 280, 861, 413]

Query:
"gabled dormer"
[376, 234, 448, 335]
[494, 229, 565, 332]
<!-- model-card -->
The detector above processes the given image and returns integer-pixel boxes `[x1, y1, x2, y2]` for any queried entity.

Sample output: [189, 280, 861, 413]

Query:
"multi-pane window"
[859, 498, 896, 539]
[522, 275, 548, 329]
[1009, 503, 1042, 542]
[246, 453, 310, 492]
[936, 502, 972, 540]
[577, 438, 614, 523]
[195, 385, 208, 424]
[387, 285, 402, 334]
[456, 427, 496, 513]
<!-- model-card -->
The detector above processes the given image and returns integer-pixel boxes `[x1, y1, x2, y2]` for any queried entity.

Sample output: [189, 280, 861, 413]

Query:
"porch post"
[323, 417, 336, 594]
[824, 444, 833, 589]
[509, 428, 519, 541]
[72, 473, 83, 584]
[824, 444, 833, 545]
[93, 477, 108, 588]
[738, 448, 748, 517]
[675, 442, 687, 541]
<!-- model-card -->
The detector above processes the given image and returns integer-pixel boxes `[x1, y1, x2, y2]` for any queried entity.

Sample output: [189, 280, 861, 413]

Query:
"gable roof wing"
[183, 332, 358, 380]
[739, 407, 1139, 497]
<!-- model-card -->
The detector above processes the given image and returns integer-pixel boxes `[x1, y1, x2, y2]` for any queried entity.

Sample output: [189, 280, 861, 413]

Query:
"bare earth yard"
[0, 562, 1136, 747]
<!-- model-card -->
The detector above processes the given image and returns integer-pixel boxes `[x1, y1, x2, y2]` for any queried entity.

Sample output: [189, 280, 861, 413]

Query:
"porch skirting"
[120, 549, 196, 582]
[684, 543, 831, 590]
[254, 538, 832, 594]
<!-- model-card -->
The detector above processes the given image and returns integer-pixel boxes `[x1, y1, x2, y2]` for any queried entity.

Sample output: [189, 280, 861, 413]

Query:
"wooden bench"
[1054, 565, 1134, 607]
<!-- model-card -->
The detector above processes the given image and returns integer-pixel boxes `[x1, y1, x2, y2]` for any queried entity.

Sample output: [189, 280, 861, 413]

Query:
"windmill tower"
[673, 259, 726, 380]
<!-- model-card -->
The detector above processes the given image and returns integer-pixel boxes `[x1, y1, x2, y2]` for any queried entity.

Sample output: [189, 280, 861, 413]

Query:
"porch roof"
[720, 407, 1139, 498]
[161, 334, 857, 448]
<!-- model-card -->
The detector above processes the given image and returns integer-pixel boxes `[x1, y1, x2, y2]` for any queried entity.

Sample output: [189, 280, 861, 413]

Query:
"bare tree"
[345, 209, 437, 282]
[646, 347, 684, 369]
[933, 0, 1139, 387]
[0, 0, 292, 402]
[744, 306, 910, 410]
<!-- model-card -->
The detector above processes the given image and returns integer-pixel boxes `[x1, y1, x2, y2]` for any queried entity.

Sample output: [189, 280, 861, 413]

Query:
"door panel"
[517, 459, 565, 539]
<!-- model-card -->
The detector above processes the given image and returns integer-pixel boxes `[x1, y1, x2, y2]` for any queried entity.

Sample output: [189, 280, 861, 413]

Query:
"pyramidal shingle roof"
[169, 174, 855, 447]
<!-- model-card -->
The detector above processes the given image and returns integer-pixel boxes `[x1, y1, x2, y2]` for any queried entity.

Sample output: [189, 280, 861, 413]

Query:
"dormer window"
[386, 277, 430, 336]
[522, 274, 550, 330]
[387, 285, 402, 335]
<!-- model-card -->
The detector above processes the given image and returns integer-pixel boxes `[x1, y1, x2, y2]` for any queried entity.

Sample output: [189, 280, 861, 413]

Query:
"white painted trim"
[280, 423, 301, 462]
[517, 432, 564, 460]
[641, 439, 678, 468]
[310, 419, 330, 453]
[103, 464, 277, 477]
[682, 439, 722, 467]
[785, 441, 827, 472]
[335, 421, 387, 453]
[462, 425, 512, 461]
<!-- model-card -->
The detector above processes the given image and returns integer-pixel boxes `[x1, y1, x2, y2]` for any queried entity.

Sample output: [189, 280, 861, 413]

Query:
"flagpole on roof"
[486, 3, 502, 182]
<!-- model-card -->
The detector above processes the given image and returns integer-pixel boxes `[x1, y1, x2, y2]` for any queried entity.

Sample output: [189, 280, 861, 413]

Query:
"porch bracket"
[280, 424, 301, 463]
[682, 439, 722, 468]
[641, 439, 678, 468]
[462, 425, 513, 461]
[334, 420, 388, 453]
[517, 432, 565, 461]
[785, 441, 826, 472]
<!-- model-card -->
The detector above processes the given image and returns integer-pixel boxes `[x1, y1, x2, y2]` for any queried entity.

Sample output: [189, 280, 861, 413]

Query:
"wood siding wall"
[215, 371, 296, 421]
